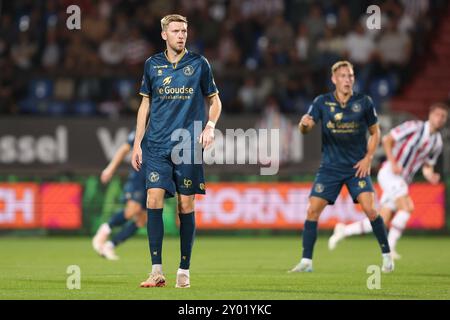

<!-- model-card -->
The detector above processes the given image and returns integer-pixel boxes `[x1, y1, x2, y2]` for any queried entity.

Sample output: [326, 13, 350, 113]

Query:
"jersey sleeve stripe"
[207, 91, 219, 98]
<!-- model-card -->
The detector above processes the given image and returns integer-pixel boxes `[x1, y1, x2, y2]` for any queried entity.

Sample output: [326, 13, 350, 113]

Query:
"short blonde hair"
[161, 14, 188, 31]
[331, 61, 354, 74]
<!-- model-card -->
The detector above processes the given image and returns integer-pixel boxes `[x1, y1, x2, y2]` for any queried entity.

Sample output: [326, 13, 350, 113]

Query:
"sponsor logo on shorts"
[183, 178, 192, 188]
[314, 183, 324, 193]
[199, 183, 205, 191]
[358, 180, 367, 189]
[149, 172, 160, 183]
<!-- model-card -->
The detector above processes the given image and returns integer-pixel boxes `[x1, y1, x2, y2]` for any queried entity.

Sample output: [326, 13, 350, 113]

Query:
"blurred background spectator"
[0, 0, 449, 118]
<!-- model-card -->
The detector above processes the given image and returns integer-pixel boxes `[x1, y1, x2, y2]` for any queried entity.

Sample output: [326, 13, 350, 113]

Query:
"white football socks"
[388, 210, 410, 251]
[343, 218, 372, 237]
[152, 264, 163, 274]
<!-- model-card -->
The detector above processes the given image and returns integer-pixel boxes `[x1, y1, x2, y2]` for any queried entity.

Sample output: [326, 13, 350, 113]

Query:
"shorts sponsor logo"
[358, 180, 367, 189]
[199, 183, 205, 191]
[149, 172, 159, 183]
[315, 183, 324, 193]
[183, 178, 192, 188]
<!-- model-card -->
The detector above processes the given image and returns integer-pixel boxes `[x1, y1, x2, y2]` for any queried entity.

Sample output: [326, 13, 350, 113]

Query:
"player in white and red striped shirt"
[329, 103, 448, 259]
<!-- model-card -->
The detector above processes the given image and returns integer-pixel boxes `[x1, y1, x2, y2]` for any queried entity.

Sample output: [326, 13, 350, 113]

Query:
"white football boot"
[175, 269, 190, 288]
[102, 241, 119, 260]
[289, 258, 313, 273]
[92, 223, 111, 255]
[381, 253, 394, 273]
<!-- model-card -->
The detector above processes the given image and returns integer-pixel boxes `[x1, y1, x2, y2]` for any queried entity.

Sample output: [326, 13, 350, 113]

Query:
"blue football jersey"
[139, 49, 218, 150]
[307, 92, 378, 168]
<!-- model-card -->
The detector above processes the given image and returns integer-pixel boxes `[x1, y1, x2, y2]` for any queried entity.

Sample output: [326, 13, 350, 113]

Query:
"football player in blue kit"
[289, 61, 394, 273]
[92, 130, 147, 260]
[131, 14, 222, 288]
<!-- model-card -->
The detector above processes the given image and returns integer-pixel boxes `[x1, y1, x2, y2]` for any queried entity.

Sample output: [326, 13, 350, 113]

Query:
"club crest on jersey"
[157, 69, 163, 76]
[358, 180, 367, 189]
[352, 103, 362, 113]
[149, 172, 160, 183]
[183, 65, 194, 76]
[315, 183, 324, 193]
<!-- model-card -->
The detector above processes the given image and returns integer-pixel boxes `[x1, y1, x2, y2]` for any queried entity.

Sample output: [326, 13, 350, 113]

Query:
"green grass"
[0, 235, 449, 300]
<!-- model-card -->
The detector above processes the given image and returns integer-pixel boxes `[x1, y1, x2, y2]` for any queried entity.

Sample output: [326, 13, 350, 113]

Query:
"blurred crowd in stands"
[0, 0, 447, 117]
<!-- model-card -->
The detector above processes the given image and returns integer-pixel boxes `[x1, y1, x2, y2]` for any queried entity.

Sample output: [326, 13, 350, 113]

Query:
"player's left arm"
[101, 143, 132, 184]
[422, 141, 443, 184]
[199, 93, 222, 149]
[354, 123, 380, 178]
[422, 164, 440, 185]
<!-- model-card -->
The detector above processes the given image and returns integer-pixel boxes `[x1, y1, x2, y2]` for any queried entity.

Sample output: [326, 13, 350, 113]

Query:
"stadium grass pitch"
[1, 235, 449, 300]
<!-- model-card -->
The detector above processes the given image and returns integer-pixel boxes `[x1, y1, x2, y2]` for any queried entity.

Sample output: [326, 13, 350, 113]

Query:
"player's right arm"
[298, 97, 321, 134]
[382, 133, 402, 174]
[101, 143, 131, 184]
[131, 96, 150, 171]
[298, 114, 315, 134]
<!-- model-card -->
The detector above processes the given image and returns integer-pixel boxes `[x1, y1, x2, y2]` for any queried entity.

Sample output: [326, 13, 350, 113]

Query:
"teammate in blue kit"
[131, 14, 222, 288]
[289, 61, 394, 273]
[92, 130, 147, 260]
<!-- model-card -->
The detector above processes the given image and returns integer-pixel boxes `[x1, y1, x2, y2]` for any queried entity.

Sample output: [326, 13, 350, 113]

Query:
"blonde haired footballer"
[131, 14, 222, 288]
[290, 61, 394, 273]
